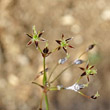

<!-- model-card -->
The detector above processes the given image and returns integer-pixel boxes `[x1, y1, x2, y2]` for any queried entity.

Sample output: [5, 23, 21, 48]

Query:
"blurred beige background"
[0, 0, 110, 110]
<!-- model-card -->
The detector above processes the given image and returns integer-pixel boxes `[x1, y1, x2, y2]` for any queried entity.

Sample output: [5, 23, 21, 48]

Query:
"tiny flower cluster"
[25, 26, 100, 110]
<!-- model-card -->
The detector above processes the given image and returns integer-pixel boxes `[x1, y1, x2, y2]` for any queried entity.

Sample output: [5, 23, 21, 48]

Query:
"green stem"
[50, 63, 74, 84]
[49, 87, 58, 91]
[52, 47, 59, 53]
[78, 51, 87, 58]
[49, 87, 64, 91]
[48, 63, 59, 82]
[78, 91, 91, 99]
[76, 76, 82, 83]
[43, 57, 47, 85]
[38, 45, 42, 53]
[44, 93, 49, 110]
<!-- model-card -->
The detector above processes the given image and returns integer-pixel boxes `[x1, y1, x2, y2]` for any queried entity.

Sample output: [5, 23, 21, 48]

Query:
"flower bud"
[87, 44, 95, 51]
[58, 57, 67, 64]
[73, 59, 84, 65]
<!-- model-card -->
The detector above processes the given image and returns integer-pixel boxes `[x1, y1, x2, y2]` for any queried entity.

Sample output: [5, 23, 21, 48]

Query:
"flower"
[66, 83, 88, 92]
[79, 63, 97, 81]
[73, 58, 84, 65]
[56, 34, 74, 53]
[58, 57, 67, 64]
[26, 25, 46, 48]
[42, 47, 51, 57]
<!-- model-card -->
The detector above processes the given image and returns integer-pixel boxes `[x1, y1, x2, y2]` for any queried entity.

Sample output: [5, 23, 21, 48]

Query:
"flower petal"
[35, 41, 38, 48]
[26, 33, 32, 38]
[81, 72, 86, 76]
[65, 37, 73, 42]
[68, 45, 74, 48]
[38, 31, 44, 38]
[86, 64, 89, 69]
[89, 65, 94, 69]
[56, 40, 61, 44]
[26, 40, 33, 46]
[79, 67, 85, 71]
[40, 37, 47, 41]
[57, 46, 61, 50]
[63, 47, 67, 53]
[62, 34, 64, 39]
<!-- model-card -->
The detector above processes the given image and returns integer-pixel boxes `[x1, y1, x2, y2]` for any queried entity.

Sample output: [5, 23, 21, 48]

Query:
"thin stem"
[78, 51, 87, 58]
[49, 87, 58, 91]
[39, 93, 44, 110]
[76, 76, 82, 83]
[38, 45, 42, 53]
[49, 87, 65, 91]
[48, 63, 59, 82]
[50, 63, 74, 84]
[44, 93, 49, 110]
[32, 82, 44, 88]
[78, 91, 91, 99]
[52, 47, 59, 53]
[43, 57, 47, 85]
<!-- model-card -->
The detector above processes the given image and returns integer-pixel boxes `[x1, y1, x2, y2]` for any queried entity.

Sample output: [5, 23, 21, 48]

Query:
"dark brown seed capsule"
[43, 47, 49, 54]
[91, 95, 97, 99]
[87, 44, 95, 51]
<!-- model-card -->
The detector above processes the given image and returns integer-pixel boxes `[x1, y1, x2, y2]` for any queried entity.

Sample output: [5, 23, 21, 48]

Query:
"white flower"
[66, 83, 86, 92]
[58, 57, 67, 64]
[73, 59, 84, 65]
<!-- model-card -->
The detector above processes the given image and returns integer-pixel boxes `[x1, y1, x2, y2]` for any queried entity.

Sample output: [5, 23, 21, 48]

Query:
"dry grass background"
[0, 0, 110, 110]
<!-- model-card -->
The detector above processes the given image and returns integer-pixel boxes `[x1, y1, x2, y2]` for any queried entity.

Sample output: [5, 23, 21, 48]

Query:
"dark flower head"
[42, 43, 52, 57]
[26, 26, 46, 48]
[56, 34, 74, 53]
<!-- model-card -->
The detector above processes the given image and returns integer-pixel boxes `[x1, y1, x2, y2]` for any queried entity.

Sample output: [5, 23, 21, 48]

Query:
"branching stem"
[50, 63, 74, 84]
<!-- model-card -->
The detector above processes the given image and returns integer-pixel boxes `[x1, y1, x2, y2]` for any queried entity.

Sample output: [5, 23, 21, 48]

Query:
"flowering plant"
[26, 26, 99, 110]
